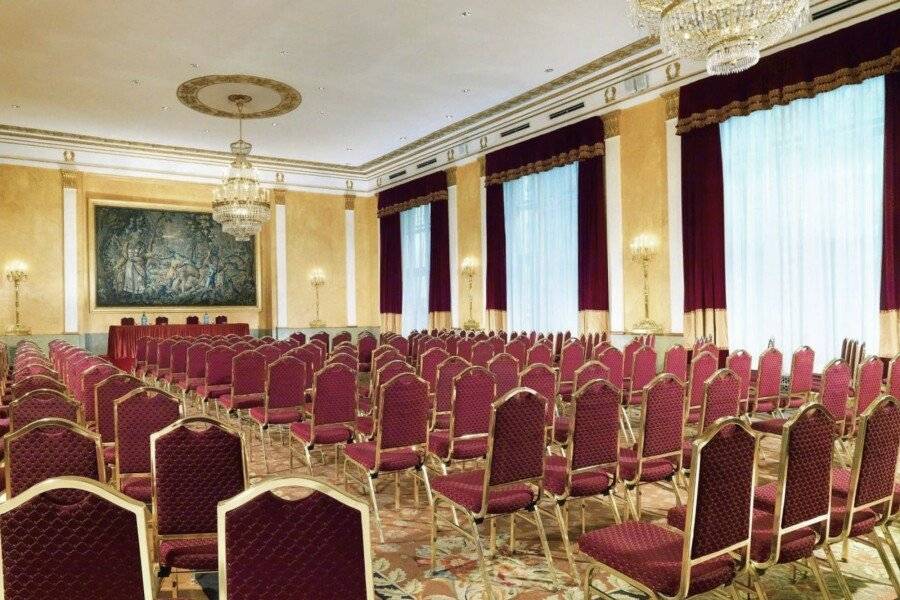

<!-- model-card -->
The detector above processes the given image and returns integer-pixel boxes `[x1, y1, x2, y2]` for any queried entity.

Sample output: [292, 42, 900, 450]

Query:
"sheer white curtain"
[503, 163, 579, 332]
[721, 76, 885, 369]
[400, 203, 431, 335]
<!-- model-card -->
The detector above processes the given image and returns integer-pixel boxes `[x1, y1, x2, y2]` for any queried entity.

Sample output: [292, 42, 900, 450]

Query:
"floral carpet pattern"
[163, 411, 899, 599]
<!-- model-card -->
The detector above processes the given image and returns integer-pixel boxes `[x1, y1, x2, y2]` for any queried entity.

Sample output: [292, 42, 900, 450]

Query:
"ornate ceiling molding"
[176, 74, 302, 119]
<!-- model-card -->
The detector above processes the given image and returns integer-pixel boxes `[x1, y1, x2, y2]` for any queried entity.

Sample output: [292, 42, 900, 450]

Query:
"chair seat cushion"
[102, 445, 116, 464]
[619, 448, 676, 483]
[121, 476, 152, 503]
[344, 442, 422, 472]
[355, 415, 374, 437]
[786, 393, 808, 408]
[218, 392, 264, 410]
[754, 398, 779, 413]
[158, 537, 218, 571]
[432, 412, 450, 430]
[553, 416, 571, 444]
[184, 377, 205, 392]
[432, 469, 535, 514]
[830, 468, 900, 514]
[751, 418, 787, 435]
[196, 383, 230, 399]
[290, 422, 353, 446]
[756, 482, 880, 537]
[686, 407, 700, 425]
[667, 506, 816, 564]
[0, 418, 9, 437]
[578, 521, 736, 597]
[164, 372, 186, 385]
[428, 430, 488, 461]
[543, 454, 613, 498]
[248, 406, 301, 425]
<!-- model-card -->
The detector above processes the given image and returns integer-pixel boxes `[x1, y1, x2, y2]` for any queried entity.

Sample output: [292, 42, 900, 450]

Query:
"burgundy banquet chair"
[8, 389, 81, 431]
[249, 355, 306, 471]
[487, 352, 520, 397]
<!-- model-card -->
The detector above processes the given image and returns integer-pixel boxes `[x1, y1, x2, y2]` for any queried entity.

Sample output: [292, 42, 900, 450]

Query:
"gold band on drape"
[428, 311, 451, 331]
[578, 310, 610, 336]
[486, 309, 507, 333]
[484, 143, 605, 186]
[683, 308, 728, 347]
[380, 313, 402, 334]
[376, 190, 448, 218]
[881, 310, 900, 357]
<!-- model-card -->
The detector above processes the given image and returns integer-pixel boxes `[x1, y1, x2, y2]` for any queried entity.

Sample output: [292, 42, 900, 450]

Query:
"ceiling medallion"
[176, 74, 301, 119]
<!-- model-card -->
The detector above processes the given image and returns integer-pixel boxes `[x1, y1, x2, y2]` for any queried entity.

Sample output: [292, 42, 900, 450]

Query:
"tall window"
[503, 163, 579, 332]
[400, 203, 431, 334]
[721, 76, 885, 368]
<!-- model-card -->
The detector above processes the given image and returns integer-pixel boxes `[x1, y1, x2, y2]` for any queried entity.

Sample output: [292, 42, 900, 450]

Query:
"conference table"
[106, 323, 250, 370]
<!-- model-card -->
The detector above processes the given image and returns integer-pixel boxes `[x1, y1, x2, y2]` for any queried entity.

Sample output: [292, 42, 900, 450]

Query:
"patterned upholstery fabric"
[6, 423, 101, 498]
[229, 351, 267, 399]
[434, 357, 469, 416]
[570, 381, 620, 471]
[854, 399, 900, 507]
[622, 340, 642, 381]
[725, 350, 752, 408]
[264, 357, 306, 413]
[487, 353, 520, 397]
[0, 487, 148, 599]
[488, 390, 545, 486]
[750, 418, 787, 435]
[754, 348, 783, 408]
[373, 361, 414, 402]
[10, 391, 78, 431]
[219, 392, 264, 410]
[830, 468, 900, 515]
[311, 364, 357, 427]
[504, 339, 528, 366]
[120, 476, 152, 502]
[687, 352, 717, 412]
[519, 364, 557, 426]
[378, 374, 430, 451]
[627, 346, 657, 403]
[167, 340, 190, 379]
[820, 360, 852, 424]
[387, 335, 409, 356]
[256, 345, 282, 365]
[158, 537, 218, 571]
[431, 470, 535, 514]
[888, 356, 900, 397]
[452, 367, 496, 437]
[543, 454, 613, 497]
[116, 389, 181, 474]
[619, 448, 676, 482]
[559, 342, 586, 385]
[291, 422, 353, 445]
[249, 406, 299, 425]
[205, 346, 237, 388]
[154, 422, 245, 537]
[573, 362, 609, 394]
[79, 364, 119, 421]
[578, 521, 736, 597]
[664, 345, 688, 382]
[778, 407, 834, 528]
[855, 358, 885, 415]
[223, 489, 368, 600]
[786, 347, 815, 407]
[184, 343, 211, 381]
[596, 347, 624, 390]
[641, 376, 686, 459]
[699, 370, 741, 432]
[8, 375, 67, 403]
[419, 347, 450, 392]
[428, 430, 488, 461]
[526, 344, 552, 366]
[95, 375, 143, 443]
[456, 338, 474, 362]
[156, 340, 174, 375]
[344, 442, 422, 472]
[471, 341, 494, 367]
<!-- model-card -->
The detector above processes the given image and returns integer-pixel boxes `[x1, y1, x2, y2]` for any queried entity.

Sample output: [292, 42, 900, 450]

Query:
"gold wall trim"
[601, 111, 621, 138]
[60, 169, 79, 189]
[662, 90, 680, 120]
[446, 167, 458, 187]
[344, 194, 356, 211]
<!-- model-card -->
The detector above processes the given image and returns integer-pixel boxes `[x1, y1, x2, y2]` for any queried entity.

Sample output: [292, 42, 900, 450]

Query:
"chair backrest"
[169, 340, 190, 374]
[358, 333, 377, 363]
[373, 360, 414, 401]
[451, 366, 497, 437]
[94, 373, 144, 443]
[840, 396, 900, 536]
[456, 338, 474, 362]
[0, 476, 155, 600]
[185, 342, 211, 379]
[687, 351, 718, 410]
[487, 352, 520, 397]
[206, 346, 237, 386]
[290, 331, 307, 345]
[470, 340, 494, 367]
[419, 337, 446, 358]
[574, 360, 610, 391]
[265, 356, 306, 412]
[434, 356, 470, 414]
[699, 369, 741, 432]
[333, 331, 353, 347]
[568, 380, 620, 472]
[79, 363, 119, 421]
[681, 419, 756, 591]
[376, 373, 430, 452]
[788, 346, 815, 396]
[156, 339, 174, 370]
[5, 419, 104, 498]
[387, 335, 409, 356]
[256, 344, 283, 364]
[231, 350, 267, 397]
[638, 374, 686, 461]
[629, 345, 657, 392]
[664, 344, 688, 382]
[9, 389, 80, 431]
[310, 363, 357, 427]
[819, 359, 852, 425]
[725, 350, 752, 406]
[419, 347, 450, 392]
[622, 339, 643, 376]
[114, 388, 181, 476]
[486, 389, 546, 492]
[311, 331, 330, 351]
[504, 338, 528, 366]
[559, 341, 586, 383]
[135, 337, 149, 363]
[855, 355, 885, 415]
[8, 374, 67, 401]
[372, 347, 402, 372]
[151, 417, 247, 537]
[519, 363, 559, 426]
[217, 477, 374, 600]
[526, 343, 552, 366]
[755, 347, 783, 400]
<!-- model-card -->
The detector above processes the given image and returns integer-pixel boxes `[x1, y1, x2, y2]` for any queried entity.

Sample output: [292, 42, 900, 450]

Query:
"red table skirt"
[106, 323, 250, 370]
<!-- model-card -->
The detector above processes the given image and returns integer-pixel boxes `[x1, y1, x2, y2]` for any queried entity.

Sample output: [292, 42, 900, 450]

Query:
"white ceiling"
[0, 0, 643, 166]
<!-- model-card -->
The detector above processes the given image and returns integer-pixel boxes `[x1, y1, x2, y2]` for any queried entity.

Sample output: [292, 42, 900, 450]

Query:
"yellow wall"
[619, 97, 672, 332]
[354, 195, 380, 326]
[454, 160, 485, 327]
[0, 165, 65, 334]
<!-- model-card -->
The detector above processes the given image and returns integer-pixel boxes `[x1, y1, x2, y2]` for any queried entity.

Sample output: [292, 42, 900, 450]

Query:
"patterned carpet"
[161, 413, 900, 599]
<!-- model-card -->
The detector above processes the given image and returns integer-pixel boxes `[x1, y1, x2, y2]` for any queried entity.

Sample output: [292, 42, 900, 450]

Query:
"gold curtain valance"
[484, 142, 604, 187]
[376, 190, 448, 218]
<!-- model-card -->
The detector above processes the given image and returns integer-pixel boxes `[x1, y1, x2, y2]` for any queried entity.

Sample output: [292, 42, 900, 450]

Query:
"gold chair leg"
[583, 565, 596, 599]
[869, 531, 900, 597]
[469, 517, 495, 600]
[533, 506, 561, 589]
[807, 556, 831, 599]
[728, 583, 743, 600]
[880, 523, 900, 569]
[554, 502, 578, 579]
[366, 473, 384, 543]
[489, 519, 497, 555]
[509, 513, 516, 550]
[823, 544, 852, 599]
[303, 444, 315, 476]
[608, 489, 622, 524]
[429, 496, 438, 572]
[258, 423, 268, 473]
[394, 472, 401, 510]
[440, 462, 459, 526]
[752, 573, 768, 600]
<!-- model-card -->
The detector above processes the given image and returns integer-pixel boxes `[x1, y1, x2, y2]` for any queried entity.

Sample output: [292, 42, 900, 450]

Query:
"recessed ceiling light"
[10, 104, 19, 109]
[461, 10, 472, 16]
[545, 68, 554, 73]
[445, 114, 453, 120]
[161, 106, 170, 111]
[280, 49, 289, 55]
[400, 136, 407, 141]
[271, 122, 278, 127]
[319, 111, 328, 117]
[317, 86, 326, 92]
[346, 146, 353, 151]
[203, 129, 210, 133]
[190, 63, 199, 69]
[461, 88, 471, 94]
[130, 79, 141, 85]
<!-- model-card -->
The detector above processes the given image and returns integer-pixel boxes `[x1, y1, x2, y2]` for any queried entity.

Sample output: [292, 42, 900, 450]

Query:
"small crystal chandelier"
[626, 0, 810, 76]
[213, 94, 271, 241]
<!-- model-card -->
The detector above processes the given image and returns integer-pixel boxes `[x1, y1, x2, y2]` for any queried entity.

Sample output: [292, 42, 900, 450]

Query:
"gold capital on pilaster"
[272, 187, 286, 204]
[601, 110, 621, 139]
[446, 167, 458, 186]
[662, 89, 680, 120]
[344, 194, 355, 211]
[60, 169, 79, 189]
[477, 156, 486, 178]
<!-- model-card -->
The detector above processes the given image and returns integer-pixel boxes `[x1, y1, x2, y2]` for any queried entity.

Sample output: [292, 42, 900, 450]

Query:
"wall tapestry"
[94, 204, 257, 307]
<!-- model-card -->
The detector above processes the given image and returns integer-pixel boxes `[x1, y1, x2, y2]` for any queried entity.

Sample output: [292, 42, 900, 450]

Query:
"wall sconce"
[5, 261, 30, 335]
[309, 269, 326, 327]
[460, 257, 479, 331]
[629, 234, 661, 333]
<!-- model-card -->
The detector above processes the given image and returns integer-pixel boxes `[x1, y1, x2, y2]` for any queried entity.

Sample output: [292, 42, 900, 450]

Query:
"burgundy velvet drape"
[429, 198, 451, 314]
[883, 71, 899, 315]
[681, 125, 727, 315]
[484, 116, 607, 315]
[379, 214, 402, 316]
[577, 155, 609, 312]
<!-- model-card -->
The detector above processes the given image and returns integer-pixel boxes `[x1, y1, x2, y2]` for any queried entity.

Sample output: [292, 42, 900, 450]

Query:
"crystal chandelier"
[213, 94, 271, 241]
[626, 0, 810, 76]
